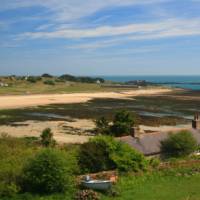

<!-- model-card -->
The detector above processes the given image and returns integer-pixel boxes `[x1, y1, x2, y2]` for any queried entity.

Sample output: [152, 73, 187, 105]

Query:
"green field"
[3, 172, 200, 200]
[0, 77, 137, 95]
[1, 136, 200, 200]
[102, 173, 200, 200]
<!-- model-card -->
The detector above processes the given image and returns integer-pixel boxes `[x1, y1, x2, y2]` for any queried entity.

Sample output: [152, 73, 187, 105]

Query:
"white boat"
[81, 179, 112, 191]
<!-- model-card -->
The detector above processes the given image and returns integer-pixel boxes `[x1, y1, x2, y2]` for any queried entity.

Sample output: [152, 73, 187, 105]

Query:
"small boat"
[81, 179, 112, 191]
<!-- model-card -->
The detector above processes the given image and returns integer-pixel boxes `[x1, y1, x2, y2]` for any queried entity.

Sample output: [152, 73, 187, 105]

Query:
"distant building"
[96, 80, 101, 84]
[0, 82, 8, 87]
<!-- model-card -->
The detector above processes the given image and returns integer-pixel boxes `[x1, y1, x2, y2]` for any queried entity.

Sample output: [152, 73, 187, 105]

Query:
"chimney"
[130, 127, 140, 138]
[192, 113, 200, 129]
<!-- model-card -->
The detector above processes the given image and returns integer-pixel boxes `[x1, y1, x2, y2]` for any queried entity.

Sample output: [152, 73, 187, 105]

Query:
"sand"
[0, 88, 171, 109]
[0, 88, 173, 144]
[0, 119, 95, 144]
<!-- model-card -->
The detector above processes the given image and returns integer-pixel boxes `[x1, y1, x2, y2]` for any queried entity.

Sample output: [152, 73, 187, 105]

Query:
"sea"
[101, 75, 200, 90]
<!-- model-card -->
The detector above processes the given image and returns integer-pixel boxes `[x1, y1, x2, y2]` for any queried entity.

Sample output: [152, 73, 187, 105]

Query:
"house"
[0, 82, 8, 87]
[119, 115, 200, 156]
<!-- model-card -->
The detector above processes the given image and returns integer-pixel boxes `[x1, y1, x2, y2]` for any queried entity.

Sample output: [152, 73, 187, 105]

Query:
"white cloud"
[1, 0, 169, 22]
[19, 18, 200, 41]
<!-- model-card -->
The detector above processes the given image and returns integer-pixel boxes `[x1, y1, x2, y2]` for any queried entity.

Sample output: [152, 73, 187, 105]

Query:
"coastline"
[0, 87, 172, 110]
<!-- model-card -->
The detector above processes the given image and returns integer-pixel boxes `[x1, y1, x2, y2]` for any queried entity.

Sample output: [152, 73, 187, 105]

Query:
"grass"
[0, 78, 138, 95]
[1, 136, 200, 200]
[102, 173, 200, 200]
[3, 172, 200, 200]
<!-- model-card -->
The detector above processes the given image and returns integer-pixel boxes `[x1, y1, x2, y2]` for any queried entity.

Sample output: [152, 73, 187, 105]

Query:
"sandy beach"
[0, 88, 171, 109]
[0, 88, 174, 144]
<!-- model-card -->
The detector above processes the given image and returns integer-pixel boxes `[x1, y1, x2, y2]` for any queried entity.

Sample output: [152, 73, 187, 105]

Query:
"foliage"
[22, 149, 73, 194]
[94, 110, 136, 137]
[94, 117, 110, 135]
[161, 130, 198, 158]
[75, 190, 100, 200]
[110, 110, 135, 137]
[59, 74, 104, 83]
[0, 182, 19, 197]
[78, 136, 147, 173]
[40, 128, 56, 147]
[43, 80, 55, 85]
[148, 158, 160, 169]
[27, 76, 41, 83]
[41, 74, 53, 78]
[0, 136, 39, 197]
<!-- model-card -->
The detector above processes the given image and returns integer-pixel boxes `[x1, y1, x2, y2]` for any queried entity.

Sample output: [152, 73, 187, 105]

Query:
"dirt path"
[0, 88, 171, 109]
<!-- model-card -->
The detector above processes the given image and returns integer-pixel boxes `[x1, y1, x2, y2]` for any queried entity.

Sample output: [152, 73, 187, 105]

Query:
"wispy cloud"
[1, 0, 169, 22]
[19, 18, 200, 41]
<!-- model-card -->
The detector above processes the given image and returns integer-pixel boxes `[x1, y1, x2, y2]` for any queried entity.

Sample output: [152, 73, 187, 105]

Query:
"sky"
[1, 0, 200, 76]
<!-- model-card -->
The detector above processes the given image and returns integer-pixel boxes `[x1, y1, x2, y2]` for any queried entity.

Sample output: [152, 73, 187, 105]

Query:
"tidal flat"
[0, 89, 199, 127]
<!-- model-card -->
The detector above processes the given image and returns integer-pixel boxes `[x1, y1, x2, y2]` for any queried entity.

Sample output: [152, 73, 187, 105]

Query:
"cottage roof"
[119, 129, 200, 156]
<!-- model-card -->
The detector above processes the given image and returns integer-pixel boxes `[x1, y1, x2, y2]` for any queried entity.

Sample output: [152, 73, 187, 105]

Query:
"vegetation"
[95, 110, 136, 136]
[161, 130, 198, 158]
[0, 136, 39, 197]
[43, 80, 55, 85]
[1, 134, 200, 199]
[95, 117, 110, 135]
[40, 128, 56, 147]
[26, 76, 41, 83]
[75, 190, 100, 200]
[22, 149, 74, 194]
[78, 136, 147, 173]
[59, 74, 104, 83]
[110, 110, 135, 137]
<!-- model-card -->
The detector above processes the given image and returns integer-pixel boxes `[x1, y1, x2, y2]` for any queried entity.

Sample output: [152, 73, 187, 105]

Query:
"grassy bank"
[1, 136, 200, 200]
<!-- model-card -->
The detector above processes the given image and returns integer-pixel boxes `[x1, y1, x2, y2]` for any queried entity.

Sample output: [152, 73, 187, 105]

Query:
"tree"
[111, 110, 135, 137]
[22, 149, 73, 194]
[78, 136, 147, 173]
[161, 130, 198, 158]
[40, 128, 56, 147]
[95, 117, 110, 135]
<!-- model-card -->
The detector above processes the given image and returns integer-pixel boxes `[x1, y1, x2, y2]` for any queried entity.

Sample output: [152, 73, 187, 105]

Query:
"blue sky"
[1, 0, 200, 75]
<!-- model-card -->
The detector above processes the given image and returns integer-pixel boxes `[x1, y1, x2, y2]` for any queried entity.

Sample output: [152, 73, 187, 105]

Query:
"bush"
[22, 149, 73, 194]
[0, 182, 19, 197]
[27, 76, 41, 83]
[78, 136, 147, 173]
[43, 80, 55, 85]
[111, 110, 135, 137]
[161, 130, 198, 158]
[40, 128, 56, 147]
[41, 73, 53, 78]
[0, 136, 39, 197]
[75, 190, 100, 200]
[94, 117, 110, 135]
[94, 110, 136, 137]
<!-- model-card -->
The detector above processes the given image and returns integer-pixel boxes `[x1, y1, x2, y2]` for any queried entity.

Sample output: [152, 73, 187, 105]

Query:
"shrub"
[40, 128, 56, 147]
[0, 136, 39, 197]
[94, 117, 110, 135]
[43, 80, 55, 85]
[161, 130, 198, 158]
[41, 73, 53, 78]
[0, 182, 19, 197]
[27, 76, 41, 83]
[78, 136, 147, 173]
[75, 190, 100, 200]
[111, 110, 135, 137]
[22, 149, 73, 194]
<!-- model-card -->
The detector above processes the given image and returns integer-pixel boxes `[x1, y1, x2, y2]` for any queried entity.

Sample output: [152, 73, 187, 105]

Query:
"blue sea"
[101, 76, 200, 90]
